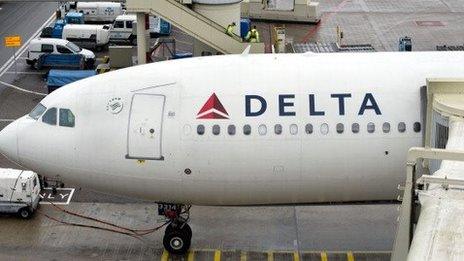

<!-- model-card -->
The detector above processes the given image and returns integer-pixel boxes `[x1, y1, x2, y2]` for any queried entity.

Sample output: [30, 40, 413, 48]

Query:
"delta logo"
[196, 93, 229, 119]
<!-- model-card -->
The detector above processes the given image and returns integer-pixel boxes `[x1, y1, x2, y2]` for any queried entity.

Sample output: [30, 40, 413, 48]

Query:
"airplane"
[0, 51, 463, 254]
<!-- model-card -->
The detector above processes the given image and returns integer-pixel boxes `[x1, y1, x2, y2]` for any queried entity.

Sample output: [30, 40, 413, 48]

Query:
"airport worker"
[226, 22, 236, 37]
[245, 26, 260, 43]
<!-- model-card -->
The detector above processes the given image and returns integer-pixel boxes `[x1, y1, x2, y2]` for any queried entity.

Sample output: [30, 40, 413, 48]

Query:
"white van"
[76, 2, 123, 23]
[26, 38, 96, 68]
[62, 24, 111, 51]
[109, 14, 137, 44]
[0, 169, 40, 219]
[110, 15, 171, 44]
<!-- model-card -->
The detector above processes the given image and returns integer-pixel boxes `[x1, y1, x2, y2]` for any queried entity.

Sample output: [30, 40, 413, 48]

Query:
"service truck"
[0, 169, 40, 219]
[62, 24, 111, 51]
[109, 14, 171, 44]
[27, 38, 96, 69]
[76, 2, 123, 23]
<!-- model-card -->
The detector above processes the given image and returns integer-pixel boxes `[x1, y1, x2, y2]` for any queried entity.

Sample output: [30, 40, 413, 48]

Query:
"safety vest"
[250, 29, 258, 39]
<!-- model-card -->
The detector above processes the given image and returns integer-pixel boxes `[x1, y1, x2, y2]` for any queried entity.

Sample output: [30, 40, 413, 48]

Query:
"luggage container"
[46, 69, 96, 93]
[0, 169, 40, 219]
[240, 18, 251, 39]
[65, 12, 85, 24]
[62, 24, 111, 51]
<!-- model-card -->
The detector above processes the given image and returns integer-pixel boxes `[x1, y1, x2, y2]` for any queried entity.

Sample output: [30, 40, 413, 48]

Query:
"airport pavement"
[0, 2, 57, 67]
[1, 1, 464, 259]
[0, 203, 395, 260]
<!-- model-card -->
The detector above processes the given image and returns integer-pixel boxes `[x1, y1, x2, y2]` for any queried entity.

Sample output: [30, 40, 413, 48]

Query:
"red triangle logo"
[197, 93, 229, 119]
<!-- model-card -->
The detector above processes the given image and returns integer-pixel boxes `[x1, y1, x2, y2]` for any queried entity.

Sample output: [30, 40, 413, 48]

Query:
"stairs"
[127, 0, 265, 54]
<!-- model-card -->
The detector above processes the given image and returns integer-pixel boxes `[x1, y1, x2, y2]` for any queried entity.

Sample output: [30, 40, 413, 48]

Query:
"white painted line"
[0, 13, 55, 77]
[0, 13, 55, 96]
[0, 119, 15, 122]
[0, 80, 46, 96]
[4, 71, 45, 75]
[39, 188, 75, 205]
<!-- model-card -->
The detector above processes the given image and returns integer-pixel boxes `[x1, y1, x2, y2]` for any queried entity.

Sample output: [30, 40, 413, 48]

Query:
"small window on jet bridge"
[436, 123, 449, 149]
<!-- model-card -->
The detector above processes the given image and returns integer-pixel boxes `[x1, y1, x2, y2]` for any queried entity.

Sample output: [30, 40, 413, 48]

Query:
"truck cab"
[0, 169, 40, 219]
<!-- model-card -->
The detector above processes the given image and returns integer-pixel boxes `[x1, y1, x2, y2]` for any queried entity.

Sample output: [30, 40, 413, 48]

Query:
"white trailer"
[62, 24, 111, 51]
[76, 2, 123, 23]
[0, 169, 40, 219]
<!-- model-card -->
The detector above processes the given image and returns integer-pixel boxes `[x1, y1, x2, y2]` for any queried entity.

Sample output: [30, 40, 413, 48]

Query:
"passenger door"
[126, 94, 165, 160]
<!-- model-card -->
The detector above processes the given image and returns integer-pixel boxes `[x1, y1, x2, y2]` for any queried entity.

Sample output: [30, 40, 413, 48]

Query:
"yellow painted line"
[267, 251, 274, 261]
[240, 251, 247, 261]
[214, 250, 221, 261]
[321, 251, 328, 261]
[161, 250, 169, 261]
[187, 250, 195, 261]
[293, 251, 300, 261]
[347, 251, 355, 261]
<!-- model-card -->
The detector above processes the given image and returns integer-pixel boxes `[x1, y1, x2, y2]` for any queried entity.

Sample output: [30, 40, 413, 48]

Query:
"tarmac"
[1, 0, 464, 260]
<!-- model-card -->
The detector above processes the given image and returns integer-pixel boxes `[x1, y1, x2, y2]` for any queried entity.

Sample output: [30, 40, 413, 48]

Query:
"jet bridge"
[126, 0, 265, 60]
[392, 79, 464, 261]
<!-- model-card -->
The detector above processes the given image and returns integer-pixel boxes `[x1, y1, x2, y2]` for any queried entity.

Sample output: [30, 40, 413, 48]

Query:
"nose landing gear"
[159, 204, 192, 255]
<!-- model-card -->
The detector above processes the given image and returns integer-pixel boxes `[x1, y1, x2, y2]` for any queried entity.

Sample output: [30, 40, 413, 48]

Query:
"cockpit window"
[59, 109, 75, 127]
[28, 103, 46, 120]
[42, 108, 57, 125]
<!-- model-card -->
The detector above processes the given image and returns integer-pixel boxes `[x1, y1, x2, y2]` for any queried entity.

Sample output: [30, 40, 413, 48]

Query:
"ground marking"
[214, 250, 221, 261]
[321, 251, 328, 261]
[160, 250, 169, 261]
[0, 12, 55, 96]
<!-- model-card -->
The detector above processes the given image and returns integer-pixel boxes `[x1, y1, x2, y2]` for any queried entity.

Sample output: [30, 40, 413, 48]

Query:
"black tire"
[163, 229, 191, 255]
[18, 208, 32, 219]
[28, 60, 37, 69]
[130, 36, 137, 46]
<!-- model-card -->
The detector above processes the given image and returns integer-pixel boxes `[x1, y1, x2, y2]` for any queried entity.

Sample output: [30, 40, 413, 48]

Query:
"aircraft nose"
[0, 120, 19, 163]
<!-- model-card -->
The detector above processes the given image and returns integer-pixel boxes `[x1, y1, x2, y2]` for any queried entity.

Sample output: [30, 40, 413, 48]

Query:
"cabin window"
[274, 124, 282, 135]
[57, 45, 72, 54]
[59, 109, 75, 127]
[243, 124, 251, 135]
[382, 122, 390, 133]
[212, 124, 220, 135]
[398, 122, 406, 133]
[258, 124, 267, 136]
[414, 122, 421, 133]
[320, 123, 329, 135]
[305, 123, 313, 134]
[228, 125, 236, 135]
[29, 103, 46, 120]
[336, 123, 344, 134]
[41, 44, 54, 53]
[197, 124, 205, 135]
[352, 123, 360, 133]
[367, 122, 375, 133]
[290, 124, 298, 135]
[42, 107, 57, 125]
[114, 21, 124, 28]
[126, 21, 133, 29]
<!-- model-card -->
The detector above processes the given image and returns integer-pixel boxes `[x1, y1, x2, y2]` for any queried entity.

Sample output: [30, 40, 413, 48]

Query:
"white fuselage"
[1, 52, 463, 205]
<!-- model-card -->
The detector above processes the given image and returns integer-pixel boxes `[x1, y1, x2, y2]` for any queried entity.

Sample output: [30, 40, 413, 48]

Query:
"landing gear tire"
[163, 227, 191, 255]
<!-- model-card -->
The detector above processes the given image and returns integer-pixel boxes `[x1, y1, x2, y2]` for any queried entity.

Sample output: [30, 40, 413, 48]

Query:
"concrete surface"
[0, 203, 394, 260]
[1, 0, 464, 260]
